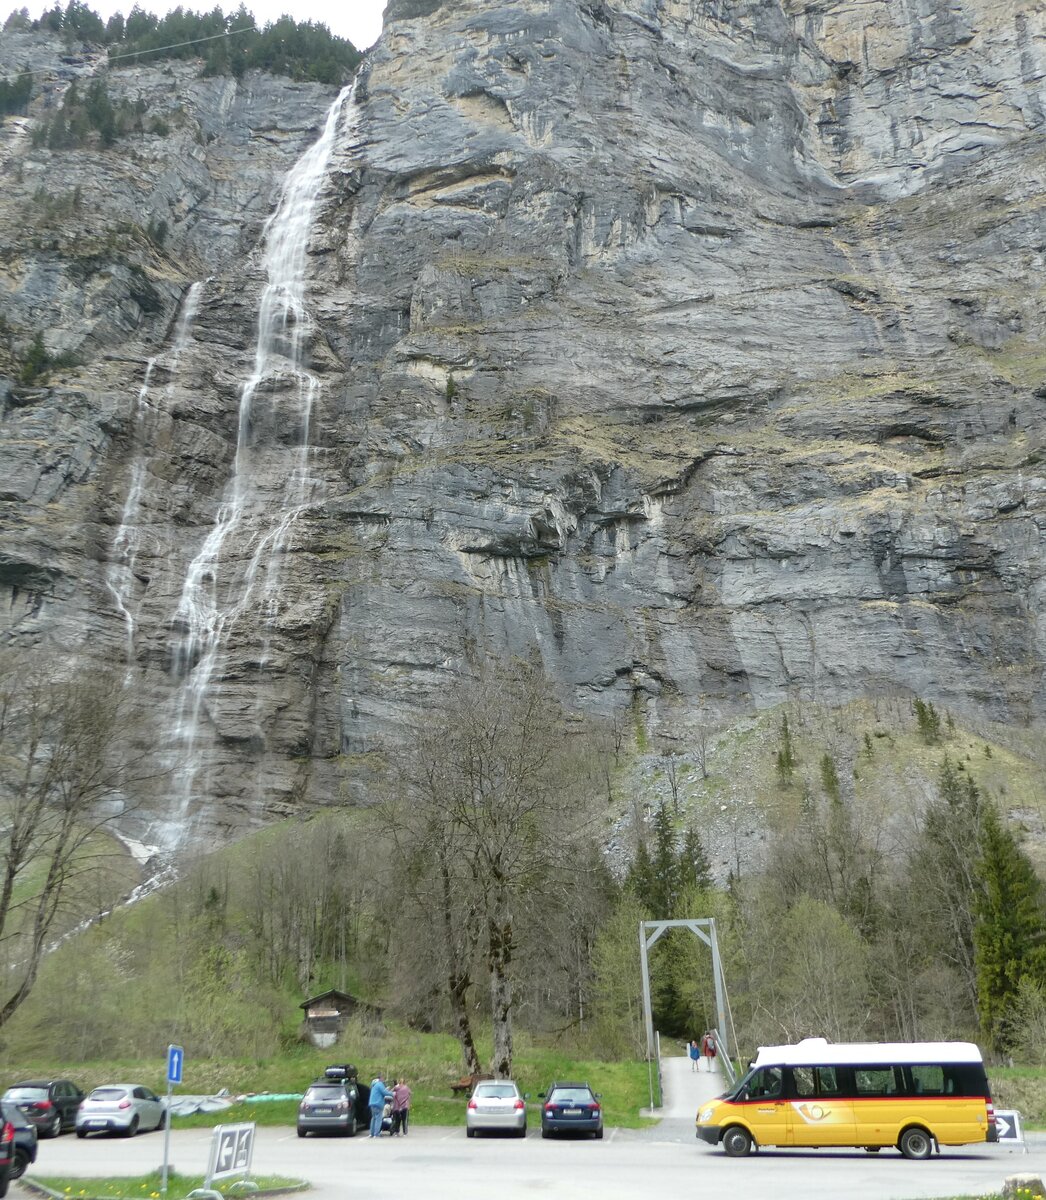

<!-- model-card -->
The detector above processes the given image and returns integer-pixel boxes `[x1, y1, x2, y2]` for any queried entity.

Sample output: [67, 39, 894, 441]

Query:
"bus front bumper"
[696, 1124, 721, 1146]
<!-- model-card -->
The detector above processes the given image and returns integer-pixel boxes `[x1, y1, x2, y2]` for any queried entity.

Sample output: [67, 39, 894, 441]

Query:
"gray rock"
[1, 4, 1044, 851]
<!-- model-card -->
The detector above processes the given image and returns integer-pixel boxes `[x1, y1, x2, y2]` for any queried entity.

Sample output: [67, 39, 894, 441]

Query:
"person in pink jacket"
[390, 1079, 412, 1135]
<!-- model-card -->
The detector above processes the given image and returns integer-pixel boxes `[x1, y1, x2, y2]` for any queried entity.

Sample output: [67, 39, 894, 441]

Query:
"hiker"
[368, 1074, 390, 1137]
[701, 1031, 717, 1072]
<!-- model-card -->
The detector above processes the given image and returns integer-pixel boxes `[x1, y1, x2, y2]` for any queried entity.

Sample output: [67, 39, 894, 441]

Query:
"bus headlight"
[699, 1106, 714, 1123]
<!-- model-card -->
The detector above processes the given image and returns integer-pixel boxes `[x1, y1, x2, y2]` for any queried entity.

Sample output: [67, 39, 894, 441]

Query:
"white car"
[466, 1080, 528, 1138]
[76, 1085, 166, 1138]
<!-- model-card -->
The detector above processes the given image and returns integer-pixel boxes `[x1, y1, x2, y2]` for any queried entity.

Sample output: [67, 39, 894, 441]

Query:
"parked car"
[297, 1065, 367, 1137]
[297, 1080, 360, 1138]
[466, 1080, 528, 1138]
[2, 1080, 83, 1138]
[0, 1107, 17, 1197]
[539, 1081, 603, 1139]
[75, 1085, 166, 1138]
[1, 1102, 37, 1180]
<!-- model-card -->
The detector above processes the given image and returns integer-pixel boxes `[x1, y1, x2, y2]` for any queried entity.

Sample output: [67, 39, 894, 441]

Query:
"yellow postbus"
[696, 1037, 997, 1159]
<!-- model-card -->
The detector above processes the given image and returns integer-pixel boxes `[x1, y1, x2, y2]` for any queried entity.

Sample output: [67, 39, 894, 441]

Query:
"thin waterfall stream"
[107, 280, 204, 665]
[166, 83, 358, 842]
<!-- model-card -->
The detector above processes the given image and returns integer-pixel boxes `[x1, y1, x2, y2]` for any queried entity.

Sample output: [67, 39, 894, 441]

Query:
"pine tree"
[625, 836, 655, 911]
[974, 804, 1046, 1050]
[679, 824, 712, 894]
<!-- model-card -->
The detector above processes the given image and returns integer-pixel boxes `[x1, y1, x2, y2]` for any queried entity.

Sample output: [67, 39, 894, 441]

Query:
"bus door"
[787, 1066, 856, 1147]
[741, 1067, 791, 1147]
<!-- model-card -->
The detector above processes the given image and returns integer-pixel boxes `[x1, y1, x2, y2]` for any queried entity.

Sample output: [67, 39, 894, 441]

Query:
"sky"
[15, 0, 387, 48]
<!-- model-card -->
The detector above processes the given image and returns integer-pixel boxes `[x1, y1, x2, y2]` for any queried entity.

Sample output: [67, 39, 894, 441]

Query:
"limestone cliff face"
[1, 2, 1044, 847]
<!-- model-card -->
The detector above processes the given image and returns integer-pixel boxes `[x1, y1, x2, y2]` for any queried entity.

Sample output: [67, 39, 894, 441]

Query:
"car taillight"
[513, 1100, 524, 1111]
[118, 1099, 131, 1110]
[545, 1104, 554, 1113]
[986, 1101, 996, 1127]
[35, 1100, 53, 1111]
[1, 1121, 13, 1148]
[467, 1100, 477, 1110]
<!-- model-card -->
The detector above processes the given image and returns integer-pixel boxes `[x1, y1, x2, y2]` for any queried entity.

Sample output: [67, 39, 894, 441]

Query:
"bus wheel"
[722, 1126, 753, 1157]
[899, 1127, 933, 1160]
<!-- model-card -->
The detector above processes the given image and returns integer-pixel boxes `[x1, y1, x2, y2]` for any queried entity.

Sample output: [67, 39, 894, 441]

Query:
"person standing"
[688, 1039, 700, 1073]
[701, 1031, 717, 1072]
[368, 1074, 390, 1137]
[391, 1078, 412, 1135]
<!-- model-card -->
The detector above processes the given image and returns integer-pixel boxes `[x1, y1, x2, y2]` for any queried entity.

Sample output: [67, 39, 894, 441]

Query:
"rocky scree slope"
[1, 0, 1045, 849]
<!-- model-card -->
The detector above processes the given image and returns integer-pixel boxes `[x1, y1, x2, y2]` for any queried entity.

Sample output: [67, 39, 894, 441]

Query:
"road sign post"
[162, 1045, 184, 1197]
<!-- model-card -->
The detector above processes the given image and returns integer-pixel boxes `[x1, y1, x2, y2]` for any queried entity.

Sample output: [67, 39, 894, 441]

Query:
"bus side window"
[817, 1067, 842, 1097]
[912, 1065, 944, 1096]
[792, 1067, 815, 1098]
[750, 1068, 783, 1100]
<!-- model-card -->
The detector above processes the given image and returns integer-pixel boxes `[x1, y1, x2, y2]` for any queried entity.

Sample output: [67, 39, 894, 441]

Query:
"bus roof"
[752, 1039, 984, 1067]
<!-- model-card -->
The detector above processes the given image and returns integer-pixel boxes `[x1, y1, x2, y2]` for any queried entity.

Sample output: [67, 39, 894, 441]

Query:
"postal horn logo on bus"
[792, 1103, 833, 1123]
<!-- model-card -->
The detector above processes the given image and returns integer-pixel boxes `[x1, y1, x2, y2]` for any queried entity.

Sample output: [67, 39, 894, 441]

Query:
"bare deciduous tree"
[0, 649, 156, 1029]
[381, 660, 607, 1077]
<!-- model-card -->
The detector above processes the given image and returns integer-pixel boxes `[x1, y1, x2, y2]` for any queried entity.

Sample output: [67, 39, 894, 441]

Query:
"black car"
[2, 1080, 83, 1138]
[297, 1065, 368, 1137]
[0, 1106, 16, 1197]
[539, 1081, 603, 1139]
[1, 1103, 36, 1180]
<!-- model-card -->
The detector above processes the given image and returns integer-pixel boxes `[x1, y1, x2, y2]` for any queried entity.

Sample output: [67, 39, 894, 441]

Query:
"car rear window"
[4, 1089, 46, 1101]
[475, 1085, 517, 1099]
[305, 1086, 345, 1101]
[88, 1088, 127, 1101]
[549, 1088, 592, 1104]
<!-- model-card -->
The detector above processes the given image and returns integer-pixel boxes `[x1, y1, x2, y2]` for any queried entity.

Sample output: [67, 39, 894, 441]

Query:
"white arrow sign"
[995, 1109, 1023, 1144]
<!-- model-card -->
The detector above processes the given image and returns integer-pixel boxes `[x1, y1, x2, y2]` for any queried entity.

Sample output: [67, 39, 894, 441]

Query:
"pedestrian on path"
[688, 1039, 700, 1072]
[700, 1031, 717, 1072]
[368, 1074, 390, 1137]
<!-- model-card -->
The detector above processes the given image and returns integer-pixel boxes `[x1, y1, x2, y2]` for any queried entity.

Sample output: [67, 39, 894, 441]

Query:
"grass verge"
[28, 1171, 304, 1200]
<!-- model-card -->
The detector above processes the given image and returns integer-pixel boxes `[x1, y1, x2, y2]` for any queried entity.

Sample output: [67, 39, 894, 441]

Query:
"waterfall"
[166, 83, 358, 842]
[107, 281, 204, 665]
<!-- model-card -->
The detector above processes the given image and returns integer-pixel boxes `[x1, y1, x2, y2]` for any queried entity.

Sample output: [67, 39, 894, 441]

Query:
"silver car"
[465, 1080, 528, 1138]
[75, 1085, 166, 1137]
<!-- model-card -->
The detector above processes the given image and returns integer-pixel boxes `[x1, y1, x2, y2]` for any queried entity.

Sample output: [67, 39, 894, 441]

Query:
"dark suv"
[2, 1080, 83, 1138]
[297, 1065, 367, 1138]
[1, 1103, 36, 1180]
[0, 1107, 16, 1196]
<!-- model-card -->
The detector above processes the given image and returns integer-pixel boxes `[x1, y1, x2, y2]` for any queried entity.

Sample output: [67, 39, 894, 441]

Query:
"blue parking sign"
[167, 1044, 184, 1085]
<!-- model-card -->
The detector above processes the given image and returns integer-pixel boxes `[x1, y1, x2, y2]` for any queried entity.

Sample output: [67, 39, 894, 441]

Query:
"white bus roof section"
[752, 1039, 984, 1067]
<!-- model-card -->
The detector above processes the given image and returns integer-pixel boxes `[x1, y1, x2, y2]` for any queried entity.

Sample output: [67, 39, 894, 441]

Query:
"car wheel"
[541, 1129, 551, 1139]
[722, 1125, 753, 1157]
[516, 1125, 527, 1138]
[296, 1128, 306, 1139]
[466, 1128, 475, 1138]
[11, 1148, 29, 1179]
[344, 1120, 355, 1139]
[594, 1127, 604, 1140]
[123, 1116, 139, 1138]
[75, 1129, 87, 1139]
[899, 1127, 932, 1160]
[156, 1111, 166, 1132]
[46, 1113, 62, 1139]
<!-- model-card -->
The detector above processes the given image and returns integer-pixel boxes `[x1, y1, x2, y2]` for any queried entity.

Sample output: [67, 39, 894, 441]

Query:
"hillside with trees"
[2, 1, 361, 83]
